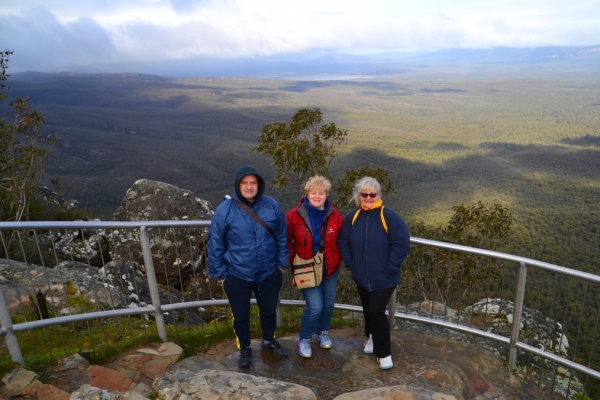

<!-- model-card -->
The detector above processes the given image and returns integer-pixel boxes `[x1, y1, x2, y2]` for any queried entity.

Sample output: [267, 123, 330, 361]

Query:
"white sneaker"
[363, 334, 373, 354]
[377, 355, 393, 370]
[297, 339, 312, 358]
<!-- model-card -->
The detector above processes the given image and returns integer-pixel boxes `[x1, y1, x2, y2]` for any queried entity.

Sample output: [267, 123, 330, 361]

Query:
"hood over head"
[234, 164, 266, 206]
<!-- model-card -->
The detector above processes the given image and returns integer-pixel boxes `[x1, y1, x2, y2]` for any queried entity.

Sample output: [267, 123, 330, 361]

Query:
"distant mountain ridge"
[414, 45, 600, 64]
[11, 45, 599, 78]
[316, 45, 600, 64]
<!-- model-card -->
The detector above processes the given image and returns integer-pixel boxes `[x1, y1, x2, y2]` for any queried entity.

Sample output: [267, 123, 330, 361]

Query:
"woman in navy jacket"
[337, 177, 410, 370]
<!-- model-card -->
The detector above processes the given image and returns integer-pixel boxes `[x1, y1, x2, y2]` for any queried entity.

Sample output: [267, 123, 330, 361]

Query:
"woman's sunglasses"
[360, 193, 379, 199]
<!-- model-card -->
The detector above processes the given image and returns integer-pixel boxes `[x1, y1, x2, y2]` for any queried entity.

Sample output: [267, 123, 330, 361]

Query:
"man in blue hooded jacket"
[208, 164, 289, 367]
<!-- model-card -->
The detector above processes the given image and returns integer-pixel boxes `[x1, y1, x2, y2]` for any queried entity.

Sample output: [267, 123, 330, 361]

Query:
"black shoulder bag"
[231, 198, 276, 238]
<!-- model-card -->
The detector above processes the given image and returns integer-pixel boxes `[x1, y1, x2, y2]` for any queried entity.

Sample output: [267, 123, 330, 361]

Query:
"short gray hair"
[351, 177, 381, 206]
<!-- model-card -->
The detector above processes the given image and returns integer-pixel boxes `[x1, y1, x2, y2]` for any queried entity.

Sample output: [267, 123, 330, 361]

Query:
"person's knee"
[258, 304, 277, 317]
[304, 304, 323, 317]
[321, 300, 335, 310]
[367, 308, 386, 318]
[232, 312, 250, 324]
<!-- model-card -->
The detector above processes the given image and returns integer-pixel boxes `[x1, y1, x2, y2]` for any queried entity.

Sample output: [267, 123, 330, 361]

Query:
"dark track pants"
[223, 269, 282, 349]
[357, 285, 396, 358]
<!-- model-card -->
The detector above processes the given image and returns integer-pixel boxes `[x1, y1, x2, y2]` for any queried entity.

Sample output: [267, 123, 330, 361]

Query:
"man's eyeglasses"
[360, 193, 379, 199]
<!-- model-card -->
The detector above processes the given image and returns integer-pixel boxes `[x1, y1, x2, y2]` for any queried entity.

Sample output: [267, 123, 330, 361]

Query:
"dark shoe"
[238, 347, 252, 367]
[261, 339, 289, 358]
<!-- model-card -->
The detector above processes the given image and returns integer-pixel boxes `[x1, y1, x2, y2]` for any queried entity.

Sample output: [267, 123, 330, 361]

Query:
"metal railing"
[0, 220, 599, 398]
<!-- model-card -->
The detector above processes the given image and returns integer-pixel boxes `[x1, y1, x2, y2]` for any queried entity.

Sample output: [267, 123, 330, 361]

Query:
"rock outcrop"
[0, 259, 130, 314]
[465, 297, 568, 357]
[396, 298, 584, 398]
[50, 227, 111, 268]
[0, 258, 205, 325]
[154, 369, 317, 400]
[0, 280, 36, 313]
[99, 260, 208, 324]
[109, 179, 214, 293]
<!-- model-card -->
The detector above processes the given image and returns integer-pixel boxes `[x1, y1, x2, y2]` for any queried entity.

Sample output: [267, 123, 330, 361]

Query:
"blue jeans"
[299, 269, 339, 340]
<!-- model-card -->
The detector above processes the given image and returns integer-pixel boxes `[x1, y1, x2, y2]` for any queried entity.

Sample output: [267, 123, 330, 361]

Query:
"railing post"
[509, 261, 528, 369]
[0, 285, 25, 366]
[388, 288, 397, 329]
[139, 226, 168, 341]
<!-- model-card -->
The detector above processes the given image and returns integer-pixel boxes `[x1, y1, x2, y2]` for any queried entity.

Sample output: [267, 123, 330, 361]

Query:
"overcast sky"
[1, 0, 599, 74]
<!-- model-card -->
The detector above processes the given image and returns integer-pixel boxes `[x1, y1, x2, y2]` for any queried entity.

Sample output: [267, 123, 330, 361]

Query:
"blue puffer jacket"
[337, 205, 410, 291]
[208, 165, 289, 282]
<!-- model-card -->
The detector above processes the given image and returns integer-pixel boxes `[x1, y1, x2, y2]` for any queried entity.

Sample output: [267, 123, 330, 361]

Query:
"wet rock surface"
[1, 324, 569, 400]
[185, 325, 564, 400]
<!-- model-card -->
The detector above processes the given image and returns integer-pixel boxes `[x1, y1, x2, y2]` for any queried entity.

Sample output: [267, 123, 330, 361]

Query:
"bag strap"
[232, 198, 276, 238]
[318, 216, 329, 252]
[351, 206, 388, 234]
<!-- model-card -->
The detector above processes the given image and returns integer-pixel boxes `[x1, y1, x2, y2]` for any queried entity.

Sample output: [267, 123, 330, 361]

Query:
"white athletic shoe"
[316, 331, 332, 349]
[377, 355, 393, 370]
[364, 334, 373, 354]
[297, 339, 312, 358]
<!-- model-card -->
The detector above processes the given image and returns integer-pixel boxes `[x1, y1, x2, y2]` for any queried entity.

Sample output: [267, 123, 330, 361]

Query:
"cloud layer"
[1, 0, 599, 73]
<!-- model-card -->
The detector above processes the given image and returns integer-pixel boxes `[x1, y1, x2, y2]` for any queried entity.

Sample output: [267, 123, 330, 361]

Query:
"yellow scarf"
[361, 199, 383, 210]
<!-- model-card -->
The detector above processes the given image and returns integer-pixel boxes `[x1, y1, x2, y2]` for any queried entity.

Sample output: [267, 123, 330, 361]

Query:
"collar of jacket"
[361, 199, 383, 211]
[298, 199, 333, 218]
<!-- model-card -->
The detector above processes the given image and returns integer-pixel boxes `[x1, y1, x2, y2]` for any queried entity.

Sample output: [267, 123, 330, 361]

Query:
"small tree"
[254, 108, 348, 190]
[255, 108, 396, 207]
[0, 50, 57, 222]
[404, 201, 513, 306]
[446, 201, 513, 249]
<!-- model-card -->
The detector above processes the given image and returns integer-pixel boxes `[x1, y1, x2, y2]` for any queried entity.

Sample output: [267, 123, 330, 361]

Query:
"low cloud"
[1, 7, 117, 71]
[1, 0, 599, 73]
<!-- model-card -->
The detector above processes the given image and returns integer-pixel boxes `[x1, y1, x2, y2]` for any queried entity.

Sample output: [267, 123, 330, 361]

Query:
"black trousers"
[357, 285, 396, 358]
[223, 269, 282, 349]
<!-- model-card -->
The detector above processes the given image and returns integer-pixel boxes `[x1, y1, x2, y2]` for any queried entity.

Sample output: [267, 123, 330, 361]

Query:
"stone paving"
[1, 323, 568, 399]
[1, 342, 180, 399]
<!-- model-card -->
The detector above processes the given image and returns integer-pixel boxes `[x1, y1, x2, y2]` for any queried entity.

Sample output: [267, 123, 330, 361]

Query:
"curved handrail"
[410, 237, 600, 282]
[0, 219, 598, 396]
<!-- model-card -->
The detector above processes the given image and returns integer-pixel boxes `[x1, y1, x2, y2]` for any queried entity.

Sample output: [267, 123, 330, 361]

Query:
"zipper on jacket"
[363, 211, 372, 291]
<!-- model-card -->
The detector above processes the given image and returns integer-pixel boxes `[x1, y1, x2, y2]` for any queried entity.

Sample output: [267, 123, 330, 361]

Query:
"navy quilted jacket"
[337, 205, 410, 291]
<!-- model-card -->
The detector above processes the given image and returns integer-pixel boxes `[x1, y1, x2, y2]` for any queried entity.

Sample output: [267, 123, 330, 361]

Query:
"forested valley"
[4, 67, 600, 277]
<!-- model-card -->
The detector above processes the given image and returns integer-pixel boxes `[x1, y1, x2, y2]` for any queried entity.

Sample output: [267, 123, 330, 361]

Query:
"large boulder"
[109, 179, 214, 291]
[153, 368, 317, 400]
